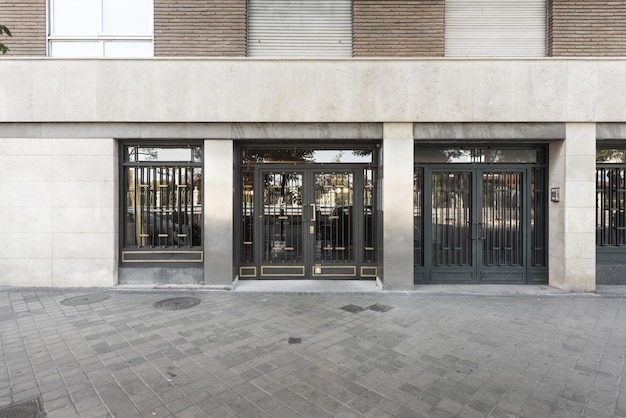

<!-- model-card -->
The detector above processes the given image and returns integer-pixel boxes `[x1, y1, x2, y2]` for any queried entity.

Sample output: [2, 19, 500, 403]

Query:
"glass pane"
[597, 149, 626, 163]
[482, 172, 522, 266]
[51, 0, 100, 36]
[315, 172, 354, 263]
[414, 168, 423, 266]
[243, 148, 372, 164]
[431, 172, 471, 266]
[415, 148, 538, 164]
[127, 147, 201, 163]
[596, 168, 626, 246]
[363, 168, 375, 263]
[416, 149, 475, 163]
[103, 0, 153, 36]
[262, 172, 303, 263]
[49, 41, 103, 58]
[124, 166, 202, 249]
[104, 40, 154, 58]
[241, 168, 254, 263]
[531, 168, 546, 266]
[483, 149, 537, 163]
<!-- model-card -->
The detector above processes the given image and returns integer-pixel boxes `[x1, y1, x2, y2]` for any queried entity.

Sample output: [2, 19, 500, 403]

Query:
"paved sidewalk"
[1, 286, 625, 417]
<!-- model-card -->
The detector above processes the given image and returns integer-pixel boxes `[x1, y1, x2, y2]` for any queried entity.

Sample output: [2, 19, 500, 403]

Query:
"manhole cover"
[368, 304, 393, 312]
[154, 297, 201, 311]
[288, 337, 302, 344]
[61, 294, 110, 306]
[340, 304, 365, 313]
[0, 396, 46, 418]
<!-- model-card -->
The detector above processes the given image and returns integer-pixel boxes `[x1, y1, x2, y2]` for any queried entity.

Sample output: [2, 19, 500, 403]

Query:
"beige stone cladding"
[154, 0, 247, 57]
[0, 137, 117, 287]
[549, 0, 626, 56]
[0, 0, 46, 56]
[353, 0, 444, 57]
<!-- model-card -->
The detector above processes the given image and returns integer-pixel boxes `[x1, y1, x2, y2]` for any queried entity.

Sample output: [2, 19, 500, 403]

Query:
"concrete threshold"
[233, 279, 383, 293]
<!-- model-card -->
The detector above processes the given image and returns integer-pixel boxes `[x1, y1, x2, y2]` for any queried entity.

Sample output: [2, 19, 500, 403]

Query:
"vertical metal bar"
[133, 166, 138, 247]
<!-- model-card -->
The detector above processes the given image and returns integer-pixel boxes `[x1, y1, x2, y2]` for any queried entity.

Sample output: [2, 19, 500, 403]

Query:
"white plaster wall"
[0, 138, 117, 287]
[0, 59, 625, 123]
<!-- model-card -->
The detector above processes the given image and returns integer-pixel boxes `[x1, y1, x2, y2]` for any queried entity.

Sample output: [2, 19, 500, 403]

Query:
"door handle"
[478, 222, 486, 240]
[310, 203, 316, 222]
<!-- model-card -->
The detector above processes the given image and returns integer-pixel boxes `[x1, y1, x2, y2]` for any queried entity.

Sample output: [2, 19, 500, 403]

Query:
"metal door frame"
[422, 165, 530, 284]
[238, 163, 377, 280]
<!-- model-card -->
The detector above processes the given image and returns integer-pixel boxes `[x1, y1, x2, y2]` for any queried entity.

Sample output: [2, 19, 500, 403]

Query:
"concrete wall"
[381, 123, 414, 290]
[0, 59, 625, 123]
[0, 58, 622, 291]
[548, 123, 596, 292]
[0, 137, 117, 287]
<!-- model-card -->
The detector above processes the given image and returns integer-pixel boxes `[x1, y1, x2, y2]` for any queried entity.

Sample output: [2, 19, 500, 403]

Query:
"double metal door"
[246, 167, 375, 279]
[426, 168, 525, 283]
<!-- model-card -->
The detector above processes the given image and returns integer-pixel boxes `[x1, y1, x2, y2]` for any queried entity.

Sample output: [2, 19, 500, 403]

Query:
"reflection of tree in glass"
[244, 148, 373, 163]
[597, 149, 625, 163]
[264, 172, 302, 206]
[245, 149, 314, 163]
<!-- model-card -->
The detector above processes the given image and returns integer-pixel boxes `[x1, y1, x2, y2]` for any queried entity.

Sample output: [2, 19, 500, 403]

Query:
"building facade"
[1, 0, 625, 291]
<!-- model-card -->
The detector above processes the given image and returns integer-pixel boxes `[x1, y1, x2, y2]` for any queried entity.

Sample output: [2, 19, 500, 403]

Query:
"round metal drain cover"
[0, 405, 41, 418]
[61, 294, 110, 306]
[154, 297, 201, 310]
[0, 397, 45, 418]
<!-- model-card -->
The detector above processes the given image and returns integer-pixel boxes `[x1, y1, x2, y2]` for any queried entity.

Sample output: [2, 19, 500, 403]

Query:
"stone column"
[549, 123, 596, 292]
[382, 123, 414, 289]
[203, 139, 234, 288]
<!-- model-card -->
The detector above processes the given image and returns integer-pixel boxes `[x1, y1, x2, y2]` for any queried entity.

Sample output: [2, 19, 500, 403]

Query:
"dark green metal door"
[426, 168, 525, 283]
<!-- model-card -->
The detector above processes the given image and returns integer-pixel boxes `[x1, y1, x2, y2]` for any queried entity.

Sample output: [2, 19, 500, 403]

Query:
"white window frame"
[47, 0, 154, 57]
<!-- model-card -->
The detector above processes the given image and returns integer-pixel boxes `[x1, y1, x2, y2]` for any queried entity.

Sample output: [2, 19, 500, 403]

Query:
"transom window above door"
[48, 0, 154, 57]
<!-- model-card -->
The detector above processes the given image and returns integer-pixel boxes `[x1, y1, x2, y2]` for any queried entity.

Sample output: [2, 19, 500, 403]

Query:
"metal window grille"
[531, 167, 546, 266]
[123, 146, 202, 252]
[596, 167, 626, 246]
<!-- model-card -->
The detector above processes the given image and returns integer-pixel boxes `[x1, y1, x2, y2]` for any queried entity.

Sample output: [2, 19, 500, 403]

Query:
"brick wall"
[0, 0, 46, 56]
[549, 0, 626, 56]
[353, 0, 444, 57]
[154, 0, 247, 57]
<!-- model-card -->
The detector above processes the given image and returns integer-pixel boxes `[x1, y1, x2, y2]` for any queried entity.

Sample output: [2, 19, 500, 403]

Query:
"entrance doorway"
[238, 147, 378, 280]
[414, 147, 548, 284]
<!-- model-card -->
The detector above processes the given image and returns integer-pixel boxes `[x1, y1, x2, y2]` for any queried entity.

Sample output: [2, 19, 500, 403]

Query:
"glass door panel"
[481, 172, 522, 267]
[315, 172, 354, 263]
[431, 172, 472, 267]
[262, 172, 303, 264]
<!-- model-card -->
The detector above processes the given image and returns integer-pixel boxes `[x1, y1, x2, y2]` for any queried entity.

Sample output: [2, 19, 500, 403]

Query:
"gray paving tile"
[3, 288, 626, 417]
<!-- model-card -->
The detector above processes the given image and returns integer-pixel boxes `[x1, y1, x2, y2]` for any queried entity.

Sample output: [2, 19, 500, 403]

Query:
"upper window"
[48, 0, 153, 57]
[445, 0, 546, 57]
[247, 0, 352, 58]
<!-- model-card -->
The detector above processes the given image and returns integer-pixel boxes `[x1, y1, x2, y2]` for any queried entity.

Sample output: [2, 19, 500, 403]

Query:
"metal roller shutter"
[248, 0, 352, 57]
[445, 0, 546, 57]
